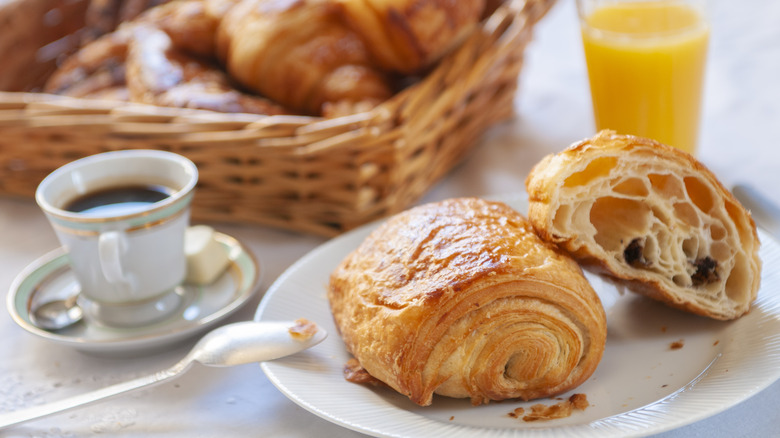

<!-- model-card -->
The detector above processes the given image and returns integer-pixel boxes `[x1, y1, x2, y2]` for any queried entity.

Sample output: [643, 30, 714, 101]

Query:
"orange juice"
[580, 1, 709, 154]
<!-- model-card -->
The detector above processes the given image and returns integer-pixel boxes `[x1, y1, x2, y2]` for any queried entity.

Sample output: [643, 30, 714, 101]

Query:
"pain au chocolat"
[328, 197, 606, 406]
[526, 130, 761, 320]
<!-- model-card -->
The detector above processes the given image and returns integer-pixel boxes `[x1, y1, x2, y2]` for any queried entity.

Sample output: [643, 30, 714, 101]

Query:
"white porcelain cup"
[35, 150, 198, 327]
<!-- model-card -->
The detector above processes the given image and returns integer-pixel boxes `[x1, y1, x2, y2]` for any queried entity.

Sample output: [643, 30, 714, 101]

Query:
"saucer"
[7, 232, 261, 356]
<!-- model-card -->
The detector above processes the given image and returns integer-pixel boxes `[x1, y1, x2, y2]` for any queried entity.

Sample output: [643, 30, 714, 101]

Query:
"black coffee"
[64, 184, 173, 216]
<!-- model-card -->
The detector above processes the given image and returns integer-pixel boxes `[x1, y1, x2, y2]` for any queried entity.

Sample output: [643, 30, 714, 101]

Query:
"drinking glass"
[577, 0, 709, 155]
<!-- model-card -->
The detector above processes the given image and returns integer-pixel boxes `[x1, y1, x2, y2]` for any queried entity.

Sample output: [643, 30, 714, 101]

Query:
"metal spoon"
[732, 183, 780, 240]
[0, 320, 326, 429]
[30, 294, 83, 330]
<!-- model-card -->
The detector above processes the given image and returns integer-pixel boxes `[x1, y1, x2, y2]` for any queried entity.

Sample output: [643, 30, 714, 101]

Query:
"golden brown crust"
[125, 23, 289, 114]
[217, 0, 393, 115]
[525, 130, 762, 320]
[335, 0, 486, 74]
[328, 197, 606, 406]
[45, 0, 485, 115]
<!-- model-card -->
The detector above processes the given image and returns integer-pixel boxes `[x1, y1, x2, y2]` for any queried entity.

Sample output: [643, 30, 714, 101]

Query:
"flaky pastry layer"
[328, 198, 606, 406]
[526, 130, 761, 320]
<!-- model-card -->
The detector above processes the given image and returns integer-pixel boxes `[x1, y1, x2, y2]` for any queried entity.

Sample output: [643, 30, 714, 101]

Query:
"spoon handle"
[0, 361, 190, 429]
[733, 183, 780, 240]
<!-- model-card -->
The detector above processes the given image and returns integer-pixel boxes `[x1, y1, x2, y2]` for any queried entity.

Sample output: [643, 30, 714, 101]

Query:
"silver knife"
[732, 184, 780, 240]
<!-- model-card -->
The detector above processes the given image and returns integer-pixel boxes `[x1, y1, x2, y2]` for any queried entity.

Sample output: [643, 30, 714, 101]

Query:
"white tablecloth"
[2, 0, 779, 436]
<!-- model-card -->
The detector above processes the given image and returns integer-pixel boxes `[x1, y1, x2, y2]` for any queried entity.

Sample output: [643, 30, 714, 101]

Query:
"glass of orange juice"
[577, 0, 709, 155]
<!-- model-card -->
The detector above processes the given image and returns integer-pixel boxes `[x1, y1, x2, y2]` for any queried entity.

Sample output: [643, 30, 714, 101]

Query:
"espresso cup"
[35, 150, 198, 327]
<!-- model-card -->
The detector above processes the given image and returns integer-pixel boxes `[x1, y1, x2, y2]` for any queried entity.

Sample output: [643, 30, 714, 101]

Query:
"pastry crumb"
[569, 393, 589, 410]
[343, 358, 384, 387]
[509, 394, 589, 422]
[449, 416, 455, 421]
[507, 407, 525, 418]
[288, 318, 318, 340]
[670, 339, 684, 350]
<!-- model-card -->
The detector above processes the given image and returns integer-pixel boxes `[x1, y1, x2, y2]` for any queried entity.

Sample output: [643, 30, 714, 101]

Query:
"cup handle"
[98, 231, 129, 286]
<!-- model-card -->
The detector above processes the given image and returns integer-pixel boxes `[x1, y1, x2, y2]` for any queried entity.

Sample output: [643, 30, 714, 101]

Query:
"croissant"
[45, 0, 487, 116]
[328, 197, 607, 406]
[126, 24, 287, 114]
[334, 0, 486, 74]
[216, 0, 394, 115]
[82, 0, 172, 43]
[525, 130, 762, 320]
[43, 29, 130, 98]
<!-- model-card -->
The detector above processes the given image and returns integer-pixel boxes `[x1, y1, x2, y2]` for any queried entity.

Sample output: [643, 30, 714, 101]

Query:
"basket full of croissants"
[0, 0, 555, 235]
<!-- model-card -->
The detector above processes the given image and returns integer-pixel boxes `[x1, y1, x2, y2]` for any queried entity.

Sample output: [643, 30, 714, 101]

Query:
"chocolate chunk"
[691, 256, 719, 286]
[623, 238, 649, 267]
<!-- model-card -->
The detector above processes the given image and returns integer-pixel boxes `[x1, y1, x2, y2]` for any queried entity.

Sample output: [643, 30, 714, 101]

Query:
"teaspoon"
[732, 183, 780, 240]
[29, 294, 84, 330]
[0, 320, 326, 429]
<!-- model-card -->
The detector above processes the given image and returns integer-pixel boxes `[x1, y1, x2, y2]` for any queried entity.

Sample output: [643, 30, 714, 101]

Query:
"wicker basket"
[0, 0, 555, 236]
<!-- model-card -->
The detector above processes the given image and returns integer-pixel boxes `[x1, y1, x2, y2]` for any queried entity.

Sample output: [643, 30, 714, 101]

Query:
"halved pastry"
[328, 197, 606, 406]
[525, 130, 761, 320]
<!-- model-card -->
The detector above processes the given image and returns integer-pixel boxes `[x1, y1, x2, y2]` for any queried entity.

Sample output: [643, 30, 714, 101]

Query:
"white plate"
[255, 196, 780, 438]
[8, 232, 262, 356]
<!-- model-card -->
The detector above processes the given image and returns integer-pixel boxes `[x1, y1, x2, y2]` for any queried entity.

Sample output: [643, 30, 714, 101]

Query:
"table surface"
[2, 0, 779, 436]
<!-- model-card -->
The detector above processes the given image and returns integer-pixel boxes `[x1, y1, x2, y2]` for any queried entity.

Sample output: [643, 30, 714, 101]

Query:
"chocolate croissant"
[525, 130, 761, 320]
[328, 197, 607, 406]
